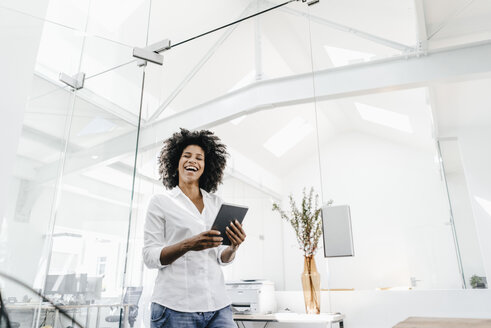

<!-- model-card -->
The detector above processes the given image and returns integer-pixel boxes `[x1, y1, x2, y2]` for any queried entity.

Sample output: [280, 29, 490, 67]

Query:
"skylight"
[263, 117, 313, 157]
[355, 102, 413, 133]
[228, 70, 256, 93]
[324, 46, 375, 67]
[231, 115, 248, 125]
[91, 0, 146, 32]
[475, 196, 491, 217]
[78, 117, 117, 136]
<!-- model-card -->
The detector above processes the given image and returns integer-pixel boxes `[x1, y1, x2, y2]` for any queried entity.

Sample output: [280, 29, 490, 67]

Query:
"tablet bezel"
[211, 203, 249, 246]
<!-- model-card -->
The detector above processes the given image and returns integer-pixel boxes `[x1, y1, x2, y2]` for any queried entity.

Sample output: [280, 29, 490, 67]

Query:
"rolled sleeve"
[216, 245, 234, 266]
[142, 197, 168, 269]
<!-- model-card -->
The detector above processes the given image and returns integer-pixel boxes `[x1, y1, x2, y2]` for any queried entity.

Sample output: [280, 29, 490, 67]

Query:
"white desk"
[233, 313, 345, 328]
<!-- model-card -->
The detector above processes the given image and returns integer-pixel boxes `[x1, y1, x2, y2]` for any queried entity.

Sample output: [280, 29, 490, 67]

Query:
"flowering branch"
[272, 187, 324, 257]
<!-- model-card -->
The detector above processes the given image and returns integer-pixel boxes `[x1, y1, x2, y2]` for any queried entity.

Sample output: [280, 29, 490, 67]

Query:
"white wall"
[281, 131, 462, 291]
[253, 129, 491, 328]
[219, 176, 286, 289]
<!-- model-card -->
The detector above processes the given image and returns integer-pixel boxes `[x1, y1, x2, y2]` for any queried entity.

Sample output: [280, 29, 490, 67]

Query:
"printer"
[225, 280, 276, 314]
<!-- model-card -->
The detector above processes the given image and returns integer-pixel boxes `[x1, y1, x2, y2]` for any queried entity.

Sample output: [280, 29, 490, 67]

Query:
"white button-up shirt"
[142, 187, 232, 312]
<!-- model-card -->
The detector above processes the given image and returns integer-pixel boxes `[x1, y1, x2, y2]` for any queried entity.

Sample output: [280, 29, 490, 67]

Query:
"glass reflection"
[45, 57, 145, 306]
[312, 87, 469, 290]
[439, 137, 487, 289]
[2, 86, 75, 298]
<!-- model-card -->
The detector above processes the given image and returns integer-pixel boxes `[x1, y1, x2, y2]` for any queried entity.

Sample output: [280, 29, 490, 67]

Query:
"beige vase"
[301, 255, 321, 314]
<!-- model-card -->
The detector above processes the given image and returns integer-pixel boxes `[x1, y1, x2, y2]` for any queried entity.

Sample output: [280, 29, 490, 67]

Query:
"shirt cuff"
[150, 246, 168, 269]
[217, 245, 234, 266]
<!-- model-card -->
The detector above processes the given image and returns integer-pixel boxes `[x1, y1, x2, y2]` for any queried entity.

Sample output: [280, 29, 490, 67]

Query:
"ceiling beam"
[146, 3, 254, 123]
[22, 125, 82, 153]
[18, 91, 283, 197]
[76, 87, 142, 127]
[62, 173, 142, 207]
[274, 1, 414, 53]
[35, 41, 491, 186]
[13, 156, 40, 181]
[33, 72, 142, 127]
[414, 0, 428, 53]
[23, 118, 284, 197]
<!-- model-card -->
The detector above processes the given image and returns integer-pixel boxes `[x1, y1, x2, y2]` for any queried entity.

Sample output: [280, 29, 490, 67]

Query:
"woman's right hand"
[160, 230, 223, 265]
[185, 230, 223, 251]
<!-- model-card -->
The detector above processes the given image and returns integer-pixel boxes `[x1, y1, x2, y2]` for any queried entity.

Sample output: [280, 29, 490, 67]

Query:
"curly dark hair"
[158, 128, 228, 193]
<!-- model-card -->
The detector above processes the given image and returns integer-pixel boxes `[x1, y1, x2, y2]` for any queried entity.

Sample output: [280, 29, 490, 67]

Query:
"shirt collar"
[169, 187, 181, 198]
[170, 186, 211, 199]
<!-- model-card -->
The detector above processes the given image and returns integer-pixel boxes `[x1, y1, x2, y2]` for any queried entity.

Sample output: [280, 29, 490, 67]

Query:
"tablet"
[211, 203, 249, 245]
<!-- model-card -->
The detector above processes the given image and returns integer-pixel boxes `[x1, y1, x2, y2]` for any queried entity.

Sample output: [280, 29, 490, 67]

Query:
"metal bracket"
[59, 72, 85, 90]
[133, 39, 172, 66]
[302, 0, 320, 5]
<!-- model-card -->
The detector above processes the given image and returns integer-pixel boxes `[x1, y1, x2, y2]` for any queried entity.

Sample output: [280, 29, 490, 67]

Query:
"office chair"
[105, 287, 143, 328]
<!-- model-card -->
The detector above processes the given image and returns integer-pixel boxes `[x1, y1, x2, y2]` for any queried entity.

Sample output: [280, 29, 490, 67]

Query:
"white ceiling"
[4, 0, 491, 195]
[424, 0, 491, 43]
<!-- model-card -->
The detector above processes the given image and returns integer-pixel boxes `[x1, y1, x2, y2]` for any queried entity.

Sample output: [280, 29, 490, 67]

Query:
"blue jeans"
[150, 302, 236, 328]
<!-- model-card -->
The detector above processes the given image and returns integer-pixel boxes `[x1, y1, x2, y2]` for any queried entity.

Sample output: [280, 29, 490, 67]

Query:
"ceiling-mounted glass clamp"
[133, 39, 172, 67]
[59, 72, 85, 90]
[301, 0, 320, 5]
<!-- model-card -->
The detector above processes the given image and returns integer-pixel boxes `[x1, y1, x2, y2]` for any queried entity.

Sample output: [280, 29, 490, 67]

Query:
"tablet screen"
[211, 203, 248, 245]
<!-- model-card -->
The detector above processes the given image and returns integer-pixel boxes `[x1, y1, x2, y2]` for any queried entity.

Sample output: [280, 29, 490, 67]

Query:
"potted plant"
[272, 187, 327, 314]
[470, 275, 486, 289]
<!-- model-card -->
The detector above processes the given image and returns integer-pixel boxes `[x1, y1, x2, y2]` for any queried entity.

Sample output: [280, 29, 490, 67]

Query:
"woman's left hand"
[225, 220, 246, 251]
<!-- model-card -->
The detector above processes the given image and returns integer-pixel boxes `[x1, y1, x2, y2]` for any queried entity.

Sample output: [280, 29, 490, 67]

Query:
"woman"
[143, 128, 246, 328]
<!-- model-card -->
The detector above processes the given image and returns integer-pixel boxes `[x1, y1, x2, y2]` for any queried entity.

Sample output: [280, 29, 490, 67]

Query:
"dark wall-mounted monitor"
[44, 274, 66, 294]
[44, 273, 88, 295]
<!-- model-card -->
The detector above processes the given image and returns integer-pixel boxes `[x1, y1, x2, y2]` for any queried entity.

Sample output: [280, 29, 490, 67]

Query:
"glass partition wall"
[310, 88, 465, 290]
[0, 1, 148, 328]
[1, 1, 489, 328]
[306, 0, 488, 294]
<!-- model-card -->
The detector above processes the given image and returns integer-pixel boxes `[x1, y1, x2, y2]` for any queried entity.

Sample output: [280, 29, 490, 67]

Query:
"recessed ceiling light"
[263, 117, 313, 157]
[355, 102, 413, 133]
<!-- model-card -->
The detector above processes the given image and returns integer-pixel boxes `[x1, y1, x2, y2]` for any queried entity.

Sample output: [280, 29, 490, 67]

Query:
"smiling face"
[178, 144, 205, 186]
